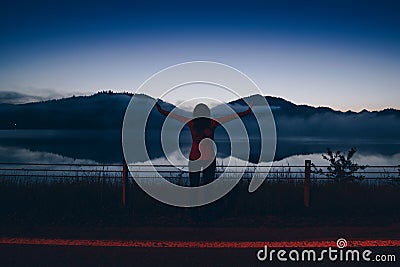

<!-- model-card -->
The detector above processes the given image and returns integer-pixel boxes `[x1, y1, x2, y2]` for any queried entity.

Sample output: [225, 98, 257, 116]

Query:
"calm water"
[0, 130, 399, 166]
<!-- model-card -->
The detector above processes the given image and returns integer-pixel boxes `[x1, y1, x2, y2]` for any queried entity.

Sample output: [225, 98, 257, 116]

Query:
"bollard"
[122, 160, 128, 206]
[304, 160, 311, 208]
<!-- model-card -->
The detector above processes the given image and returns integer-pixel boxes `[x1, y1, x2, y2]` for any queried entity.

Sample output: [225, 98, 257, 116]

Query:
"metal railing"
[0, 161, 399, 207]
[0, 162, 399, 180]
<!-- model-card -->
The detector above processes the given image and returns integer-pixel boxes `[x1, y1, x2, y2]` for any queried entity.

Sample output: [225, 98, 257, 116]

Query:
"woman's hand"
[155, 102, 190, 123]
[155, 102, 162, 111]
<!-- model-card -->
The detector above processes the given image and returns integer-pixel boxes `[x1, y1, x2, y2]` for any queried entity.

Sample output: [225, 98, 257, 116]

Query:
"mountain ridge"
[0, 92, 399, 140]
[1, 91, 398, 114]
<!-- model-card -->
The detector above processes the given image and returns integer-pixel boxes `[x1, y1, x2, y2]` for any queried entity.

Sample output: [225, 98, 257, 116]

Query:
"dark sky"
[1, 0, 400, 110]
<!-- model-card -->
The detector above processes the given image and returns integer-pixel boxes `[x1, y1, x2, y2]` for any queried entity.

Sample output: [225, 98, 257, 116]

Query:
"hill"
[0, 92, 399, 139]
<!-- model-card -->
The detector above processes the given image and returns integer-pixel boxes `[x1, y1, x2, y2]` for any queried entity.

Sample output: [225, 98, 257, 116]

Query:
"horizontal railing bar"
[0, 174, 397, 180]
[0, 168, 123, 172]
[0, 174, 121, 178]
[0, 162, 123, 166]
[0, 172, 395, 177]
[0, 170, 398, 173]
[0, 170, 398, 174]
[0, 163, 398, 168]
[131, 165, 400, 168]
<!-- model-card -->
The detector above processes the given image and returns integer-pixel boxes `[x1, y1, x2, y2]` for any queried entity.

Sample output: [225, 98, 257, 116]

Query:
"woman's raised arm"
[155, 103, 190, 124]
[216, 102, 253, 124]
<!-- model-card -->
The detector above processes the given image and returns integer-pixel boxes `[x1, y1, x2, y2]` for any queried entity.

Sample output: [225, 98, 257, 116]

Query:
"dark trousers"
[189, 159, 216, 187]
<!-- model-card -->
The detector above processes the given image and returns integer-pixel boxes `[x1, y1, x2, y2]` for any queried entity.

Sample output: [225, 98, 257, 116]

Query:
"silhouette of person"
[156, 101, 253, 187]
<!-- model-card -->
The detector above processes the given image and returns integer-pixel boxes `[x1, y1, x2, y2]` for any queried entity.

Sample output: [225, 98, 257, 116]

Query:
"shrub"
[313, 147, 367, 183]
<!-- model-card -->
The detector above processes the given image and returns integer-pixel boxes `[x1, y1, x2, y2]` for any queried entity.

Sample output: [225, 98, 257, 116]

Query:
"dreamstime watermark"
[257, 238, 397, 263]
[122, 61, 276, 207]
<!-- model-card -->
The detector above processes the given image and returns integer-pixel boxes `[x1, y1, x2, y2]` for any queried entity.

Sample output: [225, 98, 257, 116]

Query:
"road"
[1, 226, 399, 266]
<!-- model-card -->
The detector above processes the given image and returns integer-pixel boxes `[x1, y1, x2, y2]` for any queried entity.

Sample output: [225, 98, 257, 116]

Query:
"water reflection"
[0, 130, 399, 166]
[0, 144, 399, 167]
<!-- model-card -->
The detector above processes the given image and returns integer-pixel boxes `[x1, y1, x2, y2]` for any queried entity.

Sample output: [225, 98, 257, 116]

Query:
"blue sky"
[0, 0, 399, 111]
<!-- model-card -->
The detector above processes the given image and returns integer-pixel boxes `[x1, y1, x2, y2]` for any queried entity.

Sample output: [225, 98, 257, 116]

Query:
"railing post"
[304, 160, 311, 208]
[122, 160, 128, 206]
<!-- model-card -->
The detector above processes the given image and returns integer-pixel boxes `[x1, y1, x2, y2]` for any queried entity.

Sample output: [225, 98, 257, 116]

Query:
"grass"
[1, 168, 399, 228]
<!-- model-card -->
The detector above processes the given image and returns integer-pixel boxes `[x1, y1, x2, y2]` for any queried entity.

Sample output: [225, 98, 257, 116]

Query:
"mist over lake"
[1, 130, 399, 166]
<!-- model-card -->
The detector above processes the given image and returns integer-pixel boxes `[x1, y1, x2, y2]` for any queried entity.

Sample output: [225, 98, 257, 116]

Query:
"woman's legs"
[189, 161, 201, 187]
[202, 159, 216, 185]
[188, 161, 201, 222]
[189, 171, 200, 187]
[189, 160, 216, 186]
[188, 159, 215, 223]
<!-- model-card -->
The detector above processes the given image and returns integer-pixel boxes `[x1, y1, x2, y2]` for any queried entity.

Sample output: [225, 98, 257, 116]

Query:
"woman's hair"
[193, 103, 210, 118]
[192, 103, 211, 132]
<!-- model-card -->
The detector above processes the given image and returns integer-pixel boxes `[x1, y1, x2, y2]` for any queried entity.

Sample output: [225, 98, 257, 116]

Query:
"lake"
[0, 130, 399, 167]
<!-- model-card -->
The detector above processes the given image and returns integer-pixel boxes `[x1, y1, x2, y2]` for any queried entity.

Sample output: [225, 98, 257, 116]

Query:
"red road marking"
[0, 238, 399, 248]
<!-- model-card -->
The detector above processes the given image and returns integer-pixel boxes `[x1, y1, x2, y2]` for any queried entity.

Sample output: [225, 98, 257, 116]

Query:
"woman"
[156, 102, 253, 186]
